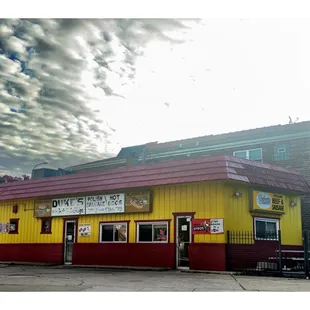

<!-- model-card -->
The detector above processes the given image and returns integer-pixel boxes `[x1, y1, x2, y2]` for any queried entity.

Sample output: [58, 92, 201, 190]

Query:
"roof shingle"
[1, 155, 309, 201]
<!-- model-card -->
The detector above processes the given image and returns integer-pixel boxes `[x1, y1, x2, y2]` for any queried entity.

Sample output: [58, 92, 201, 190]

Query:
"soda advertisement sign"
[192, 218, 224, 235]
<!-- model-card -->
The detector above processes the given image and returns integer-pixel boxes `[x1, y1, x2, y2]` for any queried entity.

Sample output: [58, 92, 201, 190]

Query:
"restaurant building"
[0, 155, 309, 271]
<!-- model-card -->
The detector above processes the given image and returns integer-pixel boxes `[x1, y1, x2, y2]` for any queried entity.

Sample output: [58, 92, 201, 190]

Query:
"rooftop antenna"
[288, 116, 299, 124]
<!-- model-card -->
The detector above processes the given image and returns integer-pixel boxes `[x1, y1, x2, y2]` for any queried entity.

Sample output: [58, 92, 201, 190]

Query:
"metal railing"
[226, 230, 310, 278]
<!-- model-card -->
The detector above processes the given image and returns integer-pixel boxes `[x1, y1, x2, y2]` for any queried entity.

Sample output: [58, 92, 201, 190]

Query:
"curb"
[57, 265, 172, 272]
[0, 262, 171, 272]
[179, 269, 239, 275]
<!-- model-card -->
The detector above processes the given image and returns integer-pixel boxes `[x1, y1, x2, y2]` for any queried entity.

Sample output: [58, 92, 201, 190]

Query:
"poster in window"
[125, 192, 151, 213]
[78, 224, 91, 237]
[115, 224, 127, 241]
[154, 225, 167, 241]
[0, 223, 8, 234]
[192, 218, 224, 235]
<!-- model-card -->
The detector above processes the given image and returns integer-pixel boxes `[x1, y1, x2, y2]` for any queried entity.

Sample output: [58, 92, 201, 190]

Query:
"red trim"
[135, 219, 172, 243]
[0, 243, 63, 264]
[134, 219, 172, 223]
[9, 218, 19, 234]
[100, 220, 131, 224]
[40, 217, 52, 234]
[190, 243, 226, 271]
[98, 220, 130, 243]
[72, 243, 175, 268]
[172, 212, 196, 217]
[173, 212, 196, 244]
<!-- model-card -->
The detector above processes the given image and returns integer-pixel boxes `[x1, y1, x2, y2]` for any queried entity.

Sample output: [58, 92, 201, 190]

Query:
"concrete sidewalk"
[0, 265, 310, 291]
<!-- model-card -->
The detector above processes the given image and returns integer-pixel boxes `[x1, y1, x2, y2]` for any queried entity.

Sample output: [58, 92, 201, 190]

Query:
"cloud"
[0, 19, 191, 176]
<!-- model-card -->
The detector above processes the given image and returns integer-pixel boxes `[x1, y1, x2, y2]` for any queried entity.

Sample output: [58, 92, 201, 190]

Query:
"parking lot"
[1, 265, 310, 291]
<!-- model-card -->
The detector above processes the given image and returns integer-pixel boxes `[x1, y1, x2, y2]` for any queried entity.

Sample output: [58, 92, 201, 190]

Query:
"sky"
[0, 18, 309, 176]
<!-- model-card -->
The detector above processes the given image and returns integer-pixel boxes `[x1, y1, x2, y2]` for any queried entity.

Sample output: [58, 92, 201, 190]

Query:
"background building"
[66, 120, 310, 230]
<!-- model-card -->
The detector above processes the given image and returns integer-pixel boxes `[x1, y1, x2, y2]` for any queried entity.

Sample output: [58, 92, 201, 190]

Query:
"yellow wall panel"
[0, 181, 303, 246]
[223, 184, 302, 245]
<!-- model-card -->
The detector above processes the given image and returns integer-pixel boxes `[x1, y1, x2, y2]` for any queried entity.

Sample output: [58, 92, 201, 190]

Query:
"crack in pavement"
[231, 275, 246, 291]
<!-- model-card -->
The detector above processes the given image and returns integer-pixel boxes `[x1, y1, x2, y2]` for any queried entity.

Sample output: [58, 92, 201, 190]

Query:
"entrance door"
[176, 216, 192, 269]
[64, 220, 76, 264]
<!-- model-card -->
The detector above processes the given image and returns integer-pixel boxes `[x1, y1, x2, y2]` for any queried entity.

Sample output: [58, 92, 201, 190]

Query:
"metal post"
[226, 231, 230, 271]
[303, 230, 309, 279]
[278, 230, 282, 275]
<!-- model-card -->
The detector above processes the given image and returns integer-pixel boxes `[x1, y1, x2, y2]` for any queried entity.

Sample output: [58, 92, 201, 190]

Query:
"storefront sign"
[51, 197, 85, 216]
[49, 191, 152, 217]
[78, 224, 91, 237]
[253, 191, 285, 213]
[192, 218, 224, 235]
[85, 194, 125, 215]
[34, 201, 52, 218]
[125, 192, 151, 213]
[0, 223, 8, 233]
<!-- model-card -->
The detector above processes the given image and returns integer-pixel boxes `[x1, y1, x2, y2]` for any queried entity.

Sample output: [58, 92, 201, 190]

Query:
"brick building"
[67, 121, 310, 230]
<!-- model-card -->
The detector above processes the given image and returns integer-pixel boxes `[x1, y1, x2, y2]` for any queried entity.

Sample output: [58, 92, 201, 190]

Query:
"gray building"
[66, 121, 310, 230]
[32, 168, 75, 180]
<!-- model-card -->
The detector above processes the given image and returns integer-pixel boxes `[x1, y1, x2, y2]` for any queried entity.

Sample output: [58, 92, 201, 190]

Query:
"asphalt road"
[1, 265, 310, 291]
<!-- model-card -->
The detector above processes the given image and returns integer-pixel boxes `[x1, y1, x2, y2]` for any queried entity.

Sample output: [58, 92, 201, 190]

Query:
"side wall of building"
[223, 184, 302, 245]
[0, 181, 303, 270]
[0, 182, 226, 269]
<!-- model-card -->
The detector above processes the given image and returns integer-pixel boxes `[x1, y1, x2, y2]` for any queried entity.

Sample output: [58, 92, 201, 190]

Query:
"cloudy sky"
[0, 18, 309, 176]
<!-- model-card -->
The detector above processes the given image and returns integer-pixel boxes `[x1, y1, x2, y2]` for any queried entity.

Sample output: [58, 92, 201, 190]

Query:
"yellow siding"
[0, 182, 225, 244]
[0, 199, 63, 243]
[0, 181, 303, 246]
[223, 184, 302, 245]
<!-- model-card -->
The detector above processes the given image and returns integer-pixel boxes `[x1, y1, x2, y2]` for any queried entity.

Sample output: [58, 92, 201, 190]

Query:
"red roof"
[0, 155, 309, 201]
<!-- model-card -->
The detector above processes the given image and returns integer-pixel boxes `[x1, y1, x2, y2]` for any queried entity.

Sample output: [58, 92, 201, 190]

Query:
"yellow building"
[0, 156, 308, 271]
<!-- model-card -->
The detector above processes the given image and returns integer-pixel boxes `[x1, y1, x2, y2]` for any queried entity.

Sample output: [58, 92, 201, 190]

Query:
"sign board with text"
[252, 191, 285, 213]
[51, 197, 85, 216]
[78, 224, 91, 237]
[47, 191, 152, 217]
[192, 218, 224, 235]
[85, 194, 125, 215]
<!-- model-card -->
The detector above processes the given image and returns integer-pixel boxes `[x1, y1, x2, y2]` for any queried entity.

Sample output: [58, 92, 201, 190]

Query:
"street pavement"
[0, 265, 310, 291]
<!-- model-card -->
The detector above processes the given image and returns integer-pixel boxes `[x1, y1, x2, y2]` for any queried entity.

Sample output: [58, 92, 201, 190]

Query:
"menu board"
[85, 194, 125, 215]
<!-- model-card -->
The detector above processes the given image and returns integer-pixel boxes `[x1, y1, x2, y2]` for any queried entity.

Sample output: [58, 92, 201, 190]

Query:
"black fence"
[226, 230, 310, 278]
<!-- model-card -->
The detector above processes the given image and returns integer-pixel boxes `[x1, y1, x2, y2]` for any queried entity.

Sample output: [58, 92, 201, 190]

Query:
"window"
[137, 222, 168, 243]
[233, 148, 263, 162]
[254, 217, 279, 240]
[274, 144, 289, 161]
[100, 222, 128, 242]
[41, 218, 52, 234]
[9, 218, 19, 234]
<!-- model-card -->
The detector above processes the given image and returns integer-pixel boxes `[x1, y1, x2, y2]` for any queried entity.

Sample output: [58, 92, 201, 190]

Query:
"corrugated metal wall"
[223, 184, 302, 245]
[0, 182, 225, 244]
[0, 181, 303, 245]
[0, 199, 63, 243]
